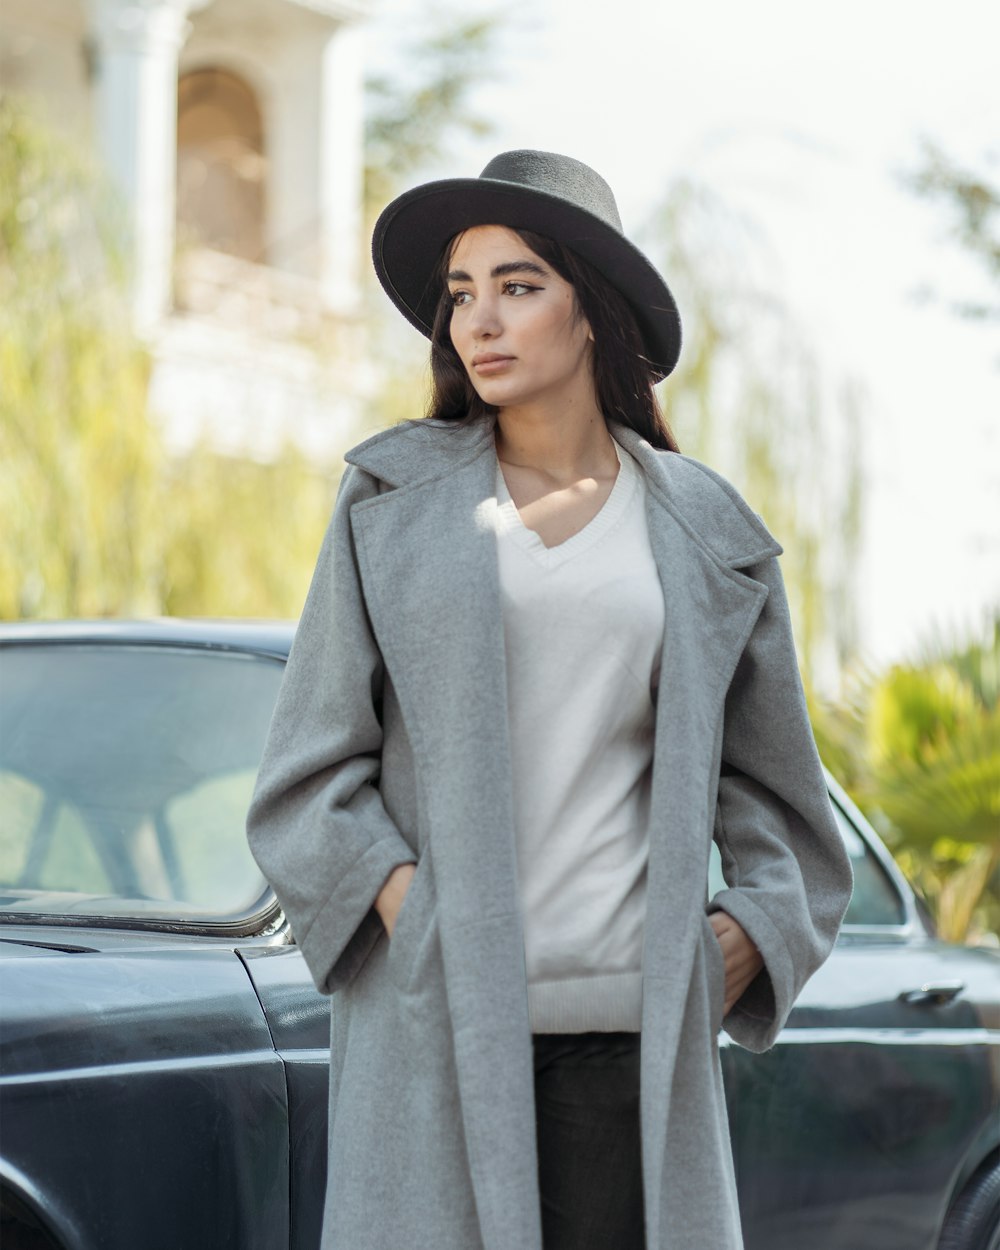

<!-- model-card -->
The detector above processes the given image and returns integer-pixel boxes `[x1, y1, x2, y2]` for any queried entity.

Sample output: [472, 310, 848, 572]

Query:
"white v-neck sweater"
[491, 442, 664, 1032]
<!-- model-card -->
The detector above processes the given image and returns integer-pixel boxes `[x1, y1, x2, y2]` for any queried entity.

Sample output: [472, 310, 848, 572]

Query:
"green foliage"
[811, 615, 1000, 943]
[869, 684, 997, 849]
[866, 622, 1000, 852]
[0, 95, 164, 618]
[160, 442, 337, 617]
[0, 94, 336, 622]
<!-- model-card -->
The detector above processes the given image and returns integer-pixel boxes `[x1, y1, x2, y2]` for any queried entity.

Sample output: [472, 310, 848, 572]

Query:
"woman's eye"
[449, 290, 471, 306]
[504, 281, 536, 296]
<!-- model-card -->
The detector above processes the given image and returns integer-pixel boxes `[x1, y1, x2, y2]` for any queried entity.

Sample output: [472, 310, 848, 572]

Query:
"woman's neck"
[493, 403, 617, 485]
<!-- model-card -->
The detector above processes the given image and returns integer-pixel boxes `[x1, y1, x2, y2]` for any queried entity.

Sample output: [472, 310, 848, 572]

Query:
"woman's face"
[446, 225, 595, 412]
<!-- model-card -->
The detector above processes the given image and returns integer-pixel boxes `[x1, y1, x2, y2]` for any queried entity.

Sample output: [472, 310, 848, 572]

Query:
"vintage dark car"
[1, 619, 997, 1250]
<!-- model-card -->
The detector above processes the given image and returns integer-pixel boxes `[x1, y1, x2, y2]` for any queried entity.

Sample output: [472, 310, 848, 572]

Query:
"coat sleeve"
[708, 553, 853, 1052]
[246, 463, 416, 995]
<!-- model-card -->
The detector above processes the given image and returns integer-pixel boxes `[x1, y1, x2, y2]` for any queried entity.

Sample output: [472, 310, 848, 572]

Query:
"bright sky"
[369, 0, 1000, 670]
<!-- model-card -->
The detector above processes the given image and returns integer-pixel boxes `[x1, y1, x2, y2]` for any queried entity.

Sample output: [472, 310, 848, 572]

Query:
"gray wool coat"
[246, 413, 854, 1250]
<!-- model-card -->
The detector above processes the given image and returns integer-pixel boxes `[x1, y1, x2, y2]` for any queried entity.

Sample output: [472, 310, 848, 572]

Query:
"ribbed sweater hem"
[528, 971, 643, 1033]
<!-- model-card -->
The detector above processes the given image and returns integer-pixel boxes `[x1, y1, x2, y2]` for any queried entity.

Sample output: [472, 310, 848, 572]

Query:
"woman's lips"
[472, 354, 515, 375]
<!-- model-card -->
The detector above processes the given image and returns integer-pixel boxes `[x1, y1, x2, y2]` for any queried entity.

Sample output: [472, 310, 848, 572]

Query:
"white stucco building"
[1, 0, 370, 459]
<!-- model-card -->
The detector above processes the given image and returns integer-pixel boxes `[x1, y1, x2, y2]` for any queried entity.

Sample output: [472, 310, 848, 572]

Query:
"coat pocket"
[385, 851, 437, 995]
[701, 912, 728, 1033]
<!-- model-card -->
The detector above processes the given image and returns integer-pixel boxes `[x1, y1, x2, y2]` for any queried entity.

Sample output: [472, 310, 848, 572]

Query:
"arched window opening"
[176, 68, 266, 263]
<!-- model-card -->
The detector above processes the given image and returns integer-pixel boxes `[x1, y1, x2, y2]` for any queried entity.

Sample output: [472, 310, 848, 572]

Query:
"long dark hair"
[426, 228, 680, 453]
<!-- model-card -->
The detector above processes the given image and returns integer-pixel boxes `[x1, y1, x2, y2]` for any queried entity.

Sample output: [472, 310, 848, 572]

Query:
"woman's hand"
[375, 863, 416, 938]
[708, 911, 764, 1014]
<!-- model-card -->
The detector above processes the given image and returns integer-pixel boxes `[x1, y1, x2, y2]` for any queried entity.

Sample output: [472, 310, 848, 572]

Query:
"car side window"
[0, 644, 284, 924]
[832, 805, 906, 927]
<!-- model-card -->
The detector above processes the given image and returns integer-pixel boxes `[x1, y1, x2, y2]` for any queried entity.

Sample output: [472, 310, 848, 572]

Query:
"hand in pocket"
[707, 910, 763, 1014]
[376, 862, 417, 938]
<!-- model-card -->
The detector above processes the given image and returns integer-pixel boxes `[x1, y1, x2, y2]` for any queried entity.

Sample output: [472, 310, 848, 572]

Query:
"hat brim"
[372, 178, 682, 381]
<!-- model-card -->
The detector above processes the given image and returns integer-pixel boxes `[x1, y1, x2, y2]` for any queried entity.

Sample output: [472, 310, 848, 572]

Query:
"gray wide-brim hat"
[371, 149, 683, 381]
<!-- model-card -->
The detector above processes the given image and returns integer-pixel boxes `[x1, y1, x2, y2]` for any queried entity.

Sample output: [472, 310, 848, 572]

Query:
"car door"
[719, 791, 1000, 1250]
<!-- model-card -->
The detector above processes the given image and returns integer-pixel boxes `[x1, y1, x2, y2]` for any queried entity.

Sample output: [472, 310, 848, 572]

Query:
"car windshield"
[0, 643, 283, 925]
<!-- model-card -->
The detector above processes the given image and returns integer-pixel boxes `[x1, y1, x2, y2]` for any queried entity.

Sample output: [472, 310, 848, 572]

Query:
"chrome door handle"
[899, 980, 965, 1005]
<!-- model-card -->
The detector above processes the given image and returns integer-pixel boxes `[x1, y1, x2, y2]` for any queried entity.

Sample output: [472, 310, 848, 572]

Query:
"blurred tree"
[905, 140, 1000, 324]
[0, 96, 164, 618]
[0, 95, 335, 621]
[647, 178, 865, 692]
[810, 616, 1000, 944]
[363, 7, 504, 230]
[863, 617, 1000, 943]
[160, 441, 336, 618]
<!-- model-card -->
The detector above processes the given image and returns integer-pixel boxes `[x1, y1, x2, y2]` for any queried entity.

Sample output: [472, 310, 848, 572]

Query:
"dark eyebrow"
[446, 260, 548, 283]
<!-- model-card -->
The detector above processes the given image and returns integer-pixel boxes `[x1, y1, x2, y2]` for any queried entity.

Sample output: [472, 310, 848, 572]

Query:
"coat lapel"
[347, 423, 521, 924]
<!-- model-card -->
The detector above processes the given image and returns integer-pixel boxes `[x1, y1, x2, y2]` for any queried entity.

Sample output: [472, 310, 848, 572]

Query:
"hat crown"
[478, 150, 624, 233]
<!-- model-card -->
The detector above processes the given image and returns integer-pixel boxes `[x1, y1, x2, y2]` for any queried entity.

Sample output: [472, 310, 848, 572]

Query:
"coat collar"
[344, 415, 781, 570]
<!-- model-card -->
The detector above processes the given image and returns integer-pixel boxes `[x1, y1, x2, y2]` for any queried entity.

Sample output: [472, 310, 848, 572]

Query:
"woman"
[246, 150, 853, 1250]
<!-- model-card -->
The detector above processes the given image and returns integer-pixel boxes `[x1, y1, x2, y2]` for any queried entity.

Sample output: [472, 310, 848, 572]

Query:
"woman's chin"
[470, 379, 521, 408]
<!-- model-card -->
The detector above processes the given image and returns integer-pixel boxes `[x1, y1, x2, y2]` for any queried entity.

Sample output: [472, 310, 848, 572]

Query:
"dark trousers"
[532, 1031, 646, 1250]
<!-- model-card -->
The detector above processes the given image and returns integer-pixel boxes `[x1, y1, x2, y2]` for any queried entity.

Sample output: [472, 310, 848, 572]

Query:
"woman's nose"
[470, 295, 502, 340]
